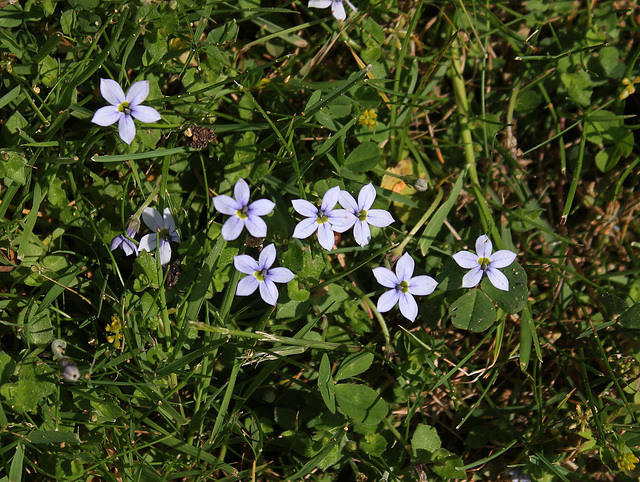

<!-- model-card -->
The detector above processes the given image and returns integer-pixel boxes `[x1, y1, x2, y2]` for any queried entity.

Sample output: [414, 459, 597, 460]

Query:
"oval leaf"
[449, 289, 496, 332]
[334, 352, 374, 382]
[318, 353, 336, 413]
[334, 383, 388, 425]
[345, 141, 380, 172]
[481, 261, 528, 314]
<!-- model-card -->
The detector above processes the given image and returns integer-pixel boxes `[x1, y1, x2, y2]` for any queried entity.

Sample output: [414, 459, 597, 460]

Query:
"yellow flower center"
[396, 280, 409, 294]
[478, 257, 491, 270]
[118, 101, 131, 115]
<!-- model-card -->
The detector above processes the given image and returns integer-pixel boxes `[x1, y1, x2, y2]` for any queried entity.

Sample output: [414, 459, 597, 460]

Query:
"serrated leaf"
[334, 383, 388, 425]
[334, 352, 374, 382]
[449, 289, 496, 332]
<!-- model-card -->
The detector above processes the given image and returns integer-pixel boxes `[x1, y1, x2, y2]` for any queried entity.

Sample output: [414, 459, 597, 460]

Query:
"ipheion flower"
[339, 183, 394, 247]
[373, 253, 438, 322]
[138, 207, 180, 265]
[91, 78, 161, 145]
[110, 224, 138, 256]
[292, 186, 355, 251]
[213, 179, 275, 241]
[452, 234, 517, 291]
[234, 244, 295, 306]
[308, 0, 357, 21]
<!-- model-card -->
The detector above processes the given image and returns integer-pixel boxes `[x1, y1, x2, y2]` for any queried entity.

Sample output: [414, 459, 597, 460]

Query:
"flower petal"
[100, 78, 125, 106]
[489, 249, 517, 269]
[234, 179, 250, 207]
[376, 289, 399, 313]
[91, 106, 121, 126]
[245, 215, 268, 238]
[259, 279, 279, 306]
[125, 80, 149, 106]
[158, 239, 172, 265]
[110, 236, 123, 251]
[372, 267, 398, 289]
[138, 233, 156, 253]
[328, 209, 356, 232]
[331, 0, 346, 20]
[213, 195, 242, 215]
[267, 267, 295, 284]
[236, 276, 259, 296]
[222, 216, 245, 241]
[452, 251, 479, 269]
[258, 243, 277, 270]
[366, 209, 394, 228]
[358, 183, 376, 211]
[395, 253, 415, 282]
[118, 114, 136, 144]
[248, 199, 275, 216]
[476, 234, 493, 258]
[408, 275, 438, 296]
[486, 267, 509, 291]
[142, 207, 163, 231]
[320, 185, 341, 212]
[120, 238, 138, 256]
[292, 217, 318, 239]
[162, 208, 176, 232]
[317, 223, 336, 250]
[461, 267, 483, 288]
[398, 293, 418, 322]
[309, 0, 332, 7]
[338, 190, 359, 214]
[234, 254, 259, 274]
[130, 105, 161, 123]
[353, 220, 371, 247]
[292, 199, 318, 217]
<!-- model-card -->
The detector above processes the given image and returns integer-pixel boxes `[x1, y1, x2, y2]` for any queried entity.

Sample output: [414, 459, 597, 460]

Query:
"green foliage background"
[1, 0, 640, 480]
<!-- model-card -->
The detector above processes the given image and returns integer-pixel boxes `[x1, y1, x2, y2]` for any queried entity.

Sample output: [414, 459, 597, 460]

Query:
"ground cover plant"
[1, 0, 640, 480]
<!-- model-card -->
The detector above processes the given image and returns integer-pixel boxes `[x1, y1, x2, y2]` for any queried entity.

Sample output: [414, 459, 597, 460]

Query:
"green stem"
[449, 42, 479, 187]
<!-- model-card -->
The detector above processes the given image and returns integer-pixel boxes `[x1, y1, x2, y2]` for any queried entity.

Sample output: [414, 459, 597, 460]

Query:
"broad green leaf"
[600, 292, 628, 315]
[359, 432, 387, 457]
[29, 431, 82, 444]
[434, 455, 466, 479]
[334, 383, 388, 425]
[560, 72, 592, 106]
[411, 423, 441, 462]
[449, 289, 496, 332]
[619, 303, 640, 329]
[133, 251, 160, 291]
[344, 142, 380, 173]
[481, 261, 528, 314]
[334, 352, 374, 382]
[318, 353, 336, 414]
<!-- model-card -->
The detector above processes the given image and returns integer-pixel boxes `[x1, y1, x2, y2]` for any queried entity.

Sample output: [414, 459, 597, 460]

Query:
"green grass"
[1, 0, 640, 480]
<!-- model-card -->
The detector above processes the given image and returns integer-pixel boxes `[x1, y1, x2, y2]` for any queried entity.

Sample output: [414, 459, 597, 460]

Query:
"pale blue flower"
[91, 79, 161, 145]
[110, 224, 138, 256]
[309, 0, 357, 21]
[213, 179, 275, 241]
[452, 234, 517, 291]
[373, 253, 437, 322]
[234, 244, 295, 306]
[339, 183, 394, 247]
[292, 186, 355, 251]
[138, 208, 180, 265]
